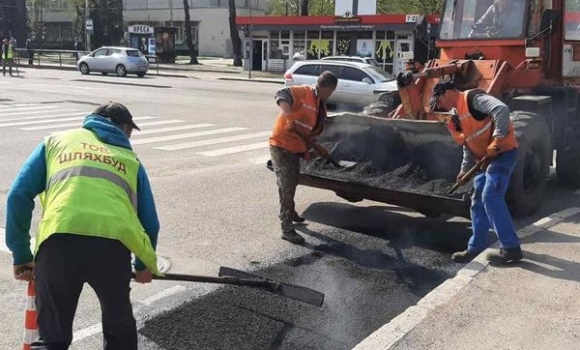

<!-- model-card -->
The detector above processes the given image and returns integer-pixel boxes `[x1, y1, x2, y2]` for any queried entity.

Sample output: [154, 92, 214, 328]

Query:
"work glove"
[486, 137, 504, 158]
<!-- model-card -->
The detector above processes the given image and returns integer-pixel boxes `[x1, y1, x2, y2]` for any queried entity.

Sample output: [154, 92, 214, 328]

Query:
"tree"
[183, 0, 199, 64]
[300, 0, 309, 16]
[228, 0, 242, 67]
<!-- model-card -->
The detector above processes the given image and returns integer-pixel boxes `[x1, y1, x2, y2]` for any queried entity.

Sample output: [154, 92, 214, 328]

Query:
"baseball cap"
[93, 102, 140, 131]
[429, 80, 455, 111]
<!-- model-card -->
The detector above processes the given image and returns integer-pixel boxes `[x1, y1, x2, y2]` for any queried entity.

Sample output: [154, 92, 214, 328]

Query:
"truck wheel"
[506, 111, 551, 216]
[556, 145, 580, 188]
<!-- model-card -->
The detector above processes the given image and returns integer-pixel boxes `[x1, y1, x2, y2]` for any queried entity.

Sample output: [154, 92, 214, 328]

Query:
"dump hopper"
[299, 113, 471, 218]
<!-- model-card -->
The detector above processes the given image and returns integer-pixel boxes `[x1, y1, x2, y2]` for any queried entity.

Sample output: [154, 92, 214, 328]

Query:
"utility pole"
[169, 0, 174, 27]
[248, 0, 252, 79]
[85, 0, 91, 51]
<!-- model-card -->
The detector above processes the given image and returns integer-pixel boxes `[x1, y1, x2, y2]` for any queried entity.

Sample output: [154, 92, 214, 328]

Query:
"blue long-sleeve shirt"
[5, 115, 160, 271]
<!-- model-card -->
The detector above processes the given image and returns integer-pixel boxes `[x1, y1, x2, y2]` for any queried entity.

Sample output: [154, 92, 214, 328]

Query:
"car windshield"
[364, 66, 394, 82]
[126, 50, 143, 57]
[439, 0, 527, 40]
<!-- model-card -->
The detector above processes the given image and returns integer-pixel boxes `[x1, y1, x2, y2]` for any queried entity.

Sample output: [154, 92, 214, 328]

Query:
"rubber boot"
[281, 230, 305, 245]
[451, 249, 481, 263]
[486, 247, 523, 265]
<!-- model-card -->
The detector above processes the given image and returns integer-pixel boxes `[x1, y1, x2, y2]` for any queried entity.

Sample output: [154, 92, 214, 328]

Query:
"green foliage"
[267, 0, 444, 15]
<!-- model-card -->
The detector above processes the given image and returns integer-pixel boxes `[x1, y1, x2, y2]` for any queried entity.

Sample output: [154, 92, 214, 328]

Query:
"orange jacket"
[269, 85, 326, 155]
[448, 90, 518, 160]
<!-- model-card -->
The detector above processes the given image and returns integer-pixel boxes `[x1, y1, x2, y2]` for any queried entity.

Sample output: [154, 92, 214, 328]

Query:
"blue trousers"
[468, 149, 520, 252]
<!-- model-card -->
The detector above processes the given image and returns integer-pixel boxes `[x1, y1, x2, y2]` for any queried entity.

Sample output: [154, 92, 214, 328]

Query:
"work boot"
[281, 230, 305, 245]
[292, 212, 306, 223]
[451, 249, 481, 263]
[486, 247, 523, 265]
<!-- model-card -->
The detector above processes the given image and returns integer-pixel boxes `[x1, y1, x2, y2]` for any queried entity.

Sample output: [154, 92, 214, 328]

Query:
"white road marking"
[197, 142, 269, 157]
[0, 103, 37, 108]
[141, 285, 187, 306]
[131, 127, 246, 145]
[247, 155, 272, 165]
[0, 105, 59, 114]
[2, 111, 84, 123]
[0, 116, 155, 128]
[133, 119, 186, 127]
[20, 117, 160, 131]
[156, 131, 271, 151]
[72, 323, 103, 343]
[136, 123, 214, 136]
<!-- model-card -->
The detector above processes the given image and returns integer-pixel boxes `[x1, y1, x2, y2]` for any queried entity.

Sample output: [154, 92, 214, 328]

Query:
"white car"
[321, 55, 380, 67]
[77, 46, 149, 77]
[284, 60, 399, 108]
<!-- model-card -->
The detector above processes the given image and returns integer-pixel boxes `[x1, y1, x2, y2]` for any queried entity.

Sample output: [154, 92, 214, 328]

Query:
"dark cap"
[429, 80, 455, 111]
[93, 102, 140, 131]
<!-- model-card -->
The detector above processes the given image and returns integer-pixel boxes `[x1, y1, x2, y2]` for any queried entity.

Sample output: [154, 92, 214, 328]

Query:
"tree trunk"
[183, 0, 199, 64]
[228, 0, 242, 67]
[300, 0, 309, 16]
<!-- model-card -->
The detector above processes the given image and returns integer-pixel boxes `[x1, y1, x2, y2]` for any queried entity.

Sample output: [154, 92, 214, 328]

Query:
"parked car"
[77, 46, 149, 77]
[284, 60, 399, 109]
[321, 55, 380, 67]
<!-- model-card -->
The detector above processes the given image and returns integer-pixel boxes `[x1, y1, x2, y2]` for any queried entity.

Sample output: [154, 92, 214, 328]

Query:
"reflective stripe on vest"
[46, 166, 138, 210]
[464, 120, 493, 143]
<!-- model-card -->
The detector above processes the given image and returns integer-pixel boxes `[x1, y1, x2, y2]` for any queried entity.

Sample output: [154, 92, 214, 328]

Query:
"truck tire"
[556, 144, 580, 188]
[506, 111, 551, 216]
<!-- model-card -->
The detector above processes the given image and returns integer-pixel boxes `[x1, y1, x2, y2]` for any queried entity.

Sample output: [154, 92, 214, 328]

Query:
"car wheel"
[79, 62, 90, 75]
[137, 72, 145, 78]
[101, 72, 108, 76]
[116, 64, 127, 77]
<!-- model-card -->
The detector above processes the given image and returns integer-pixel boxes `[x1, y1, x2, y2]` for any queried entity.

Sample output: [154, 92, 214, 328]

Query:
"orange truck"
[293, 0, 579, 218]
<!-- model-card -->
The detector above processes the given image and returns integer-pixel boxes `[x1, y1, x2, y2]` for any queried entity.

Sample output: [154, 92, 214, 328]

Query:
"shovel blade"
[219, 267, 325, 307]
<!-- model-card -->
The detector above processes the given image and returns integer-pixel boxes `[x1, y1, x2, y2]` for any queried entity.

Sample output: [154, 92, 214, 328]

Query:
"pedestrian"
[26, 37, 34, 65]
[2, 38, 14, 76]
[429, 80, 523, 264]
[269, 71, 338, 244]
[6, 101, 161, 349]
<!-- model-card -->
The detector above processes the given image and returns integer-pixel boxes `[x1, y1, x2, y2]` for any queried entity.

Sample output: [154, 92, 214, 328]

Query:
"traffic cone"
[22, 281, 38, 350]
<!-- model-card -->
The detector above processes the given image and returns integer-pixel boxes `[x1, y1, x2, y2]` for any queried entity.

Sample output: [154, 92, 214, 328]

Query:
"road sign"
[86, 19, 94, 35]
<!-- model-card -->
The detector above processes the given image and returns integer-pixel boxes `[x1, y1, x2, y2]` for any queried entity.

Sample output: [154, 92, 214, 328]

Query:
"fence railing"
[13, 48, 160, 74]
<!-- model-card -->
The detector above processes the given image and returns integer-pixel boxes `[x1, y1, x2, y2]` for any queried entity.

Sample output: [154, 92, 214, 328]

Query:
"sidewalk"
[353, 207, 580, 350]
[16, 56, 284, 83]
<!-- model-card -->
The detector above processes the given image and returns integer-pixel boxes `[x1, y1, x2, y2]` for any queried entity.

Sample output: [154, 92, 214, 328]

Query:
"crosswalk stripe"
[2, 111, 84, 123]
[20, 116, 159, 131]
[0, 103, 37, 109]
[247, 155, 272, 164]
[131, 127, 246, 145]
[0, 116, 155, 128]
[133, 120, 186, 127]
[156, 131, 271, 151]
[197, 142, 269, 156]
[136, 123, 214, 136]
[0, 105, 59, 113]
[0, 108, 78, 118]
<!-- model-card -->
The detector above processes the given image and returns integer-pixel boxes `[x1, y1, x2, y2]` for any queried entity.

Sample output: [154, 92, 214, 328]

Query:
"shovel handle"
[448, 156, 488, 194]
[133, 273, 273, 288]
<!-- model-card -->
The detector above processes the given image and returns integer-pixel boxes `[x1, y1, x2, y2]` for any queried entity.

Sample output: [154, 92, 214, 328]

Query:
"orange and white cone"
[22, 281, 39, 350]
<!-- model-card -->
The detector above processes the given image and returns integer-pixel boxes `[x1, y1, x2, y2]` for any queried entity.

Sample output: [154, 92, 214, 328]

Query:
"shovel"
[133, 266, 324, 307]
[291, 129, 356, 169]
[448, 156, 489, 194]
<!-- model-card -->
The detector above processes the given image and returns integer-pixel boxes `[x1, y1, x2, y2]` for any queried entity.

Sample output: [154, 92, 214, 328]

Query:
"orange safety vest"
[269, 85, 325, 154]
[448, 90, 518, 160]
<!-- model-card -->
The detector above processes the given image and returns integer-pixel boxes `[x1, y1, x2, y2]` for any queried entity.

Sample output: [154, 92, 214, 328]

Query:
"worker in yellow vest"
[2, 38, 14, 76]
[6, 102, 161, 349]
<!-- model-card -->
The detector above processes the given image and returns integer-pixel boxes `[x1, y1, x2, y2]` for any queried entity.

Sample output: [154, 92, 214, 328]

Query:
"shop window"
[376, 31, 386, 40]
[387, 31, 395, 40]
[336, 32, 351, 56]
[270, 39, 283, 59]
[295, 64, 320, 76]
[358, 31, 373, 39]
[375, 38, 395, 66]
[342, 67, 372, 82]
[281, 31, 290, 39]
[293, 39, 306, 60]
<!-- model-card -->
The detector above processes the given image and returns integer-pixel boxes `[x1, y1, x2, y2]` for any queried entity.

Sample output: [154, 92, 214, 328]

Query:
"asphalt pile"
[302, 159, 470, 198]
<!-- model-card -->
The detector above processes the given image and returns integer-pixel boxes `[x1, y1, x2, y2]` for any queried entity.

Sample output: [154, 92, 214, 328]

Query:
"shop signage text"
[321, 24, 376, 30]
[334, 16, 362, 24]
[128, 25, 154, 34]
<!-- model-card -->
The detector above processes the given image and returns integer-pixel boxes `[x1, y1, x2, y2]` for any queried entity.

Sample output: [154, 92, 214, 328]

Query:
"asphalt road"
[0, 68, 578, 350]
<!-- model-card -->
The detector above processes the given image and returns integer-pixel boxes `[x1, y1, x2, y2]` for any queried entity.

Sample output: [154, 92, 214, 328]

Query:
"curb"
[218, 76, 284, 85]
[351, 207, 580, 350]
[15, 64, 240, 77]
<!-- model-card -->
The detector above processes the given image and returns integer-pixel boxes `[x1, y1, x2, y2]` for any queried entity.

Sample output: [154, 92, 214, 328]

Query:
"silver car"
[77, 46, 149, 77]
[284, 60, 399, 108]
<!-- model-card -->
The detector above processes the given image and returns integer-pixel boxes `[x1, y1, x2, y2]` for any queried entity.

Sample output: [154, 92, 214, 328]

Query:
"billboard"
[334, 0, 377, 16]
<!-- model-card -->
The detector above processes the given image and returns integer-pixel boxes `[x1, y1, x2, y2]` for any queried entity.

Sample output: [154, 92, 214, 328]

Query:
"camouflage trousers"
[270, 145, 301, 234]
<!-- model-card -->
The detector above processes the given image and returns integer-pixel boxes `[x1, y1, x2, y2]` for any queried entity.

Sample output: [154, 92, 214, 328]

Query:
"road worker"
[2, 38, 14, 76]
[430, 80, 523, 264]
[269, 71, 338, 244]
[6, 101, 160, 350]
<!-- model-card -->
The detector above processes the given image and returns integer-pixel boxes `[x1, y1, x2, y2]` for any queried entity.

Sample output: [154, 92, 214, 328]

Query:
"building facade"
[236, 14, 439, 76]
[28, 0, 266, 56]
